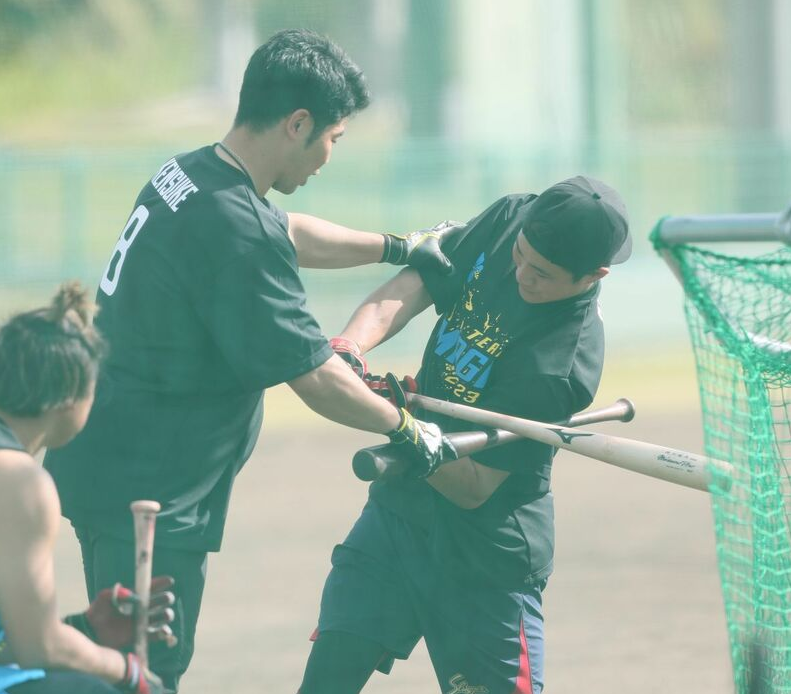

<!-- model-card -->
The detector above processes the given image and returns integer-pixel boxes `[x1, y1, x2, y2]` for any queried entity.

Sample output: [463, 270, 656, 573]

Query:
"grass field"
[49, 355, 733, 693]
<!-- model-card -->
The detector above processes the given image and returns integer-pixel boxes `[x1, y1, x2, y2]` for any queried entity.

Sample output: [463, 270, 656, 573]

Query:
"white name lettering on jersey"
[152, 158, 199, 212]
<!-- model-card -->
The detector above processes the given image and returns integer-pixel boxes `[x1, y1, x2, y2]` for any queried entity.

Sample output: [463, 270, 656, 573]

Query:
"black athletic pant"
[73, 524, 208, 694]
[8, 671, 117, 693]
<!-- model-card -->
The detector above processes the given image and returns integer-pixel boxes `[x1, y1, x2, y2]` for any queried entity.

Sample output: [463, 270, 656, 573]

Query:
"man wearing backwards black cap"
[300, 176, 631, 694]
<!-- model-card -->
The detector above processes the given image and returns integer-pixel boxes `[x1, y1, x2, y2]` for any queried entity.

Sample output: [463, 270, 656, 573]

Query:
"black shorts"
[316, 500, 547, 693]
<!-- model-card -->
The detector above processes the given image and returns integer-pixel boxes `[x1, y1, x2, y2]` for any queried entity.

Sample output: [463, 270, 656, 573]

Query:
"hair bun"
[46, 281, 98, 332]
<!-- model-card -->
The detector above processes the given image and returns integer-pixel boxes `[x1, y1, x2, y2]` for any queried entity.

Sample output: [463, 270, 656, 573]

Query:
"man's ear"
[586, 267, 609, 282]
[285, 109, 314, 140]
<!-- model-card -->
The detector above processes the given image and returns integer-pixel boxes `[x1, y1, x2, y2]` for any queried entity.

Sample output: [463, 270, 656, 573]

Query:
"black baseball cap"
[522, 175, 631, 276]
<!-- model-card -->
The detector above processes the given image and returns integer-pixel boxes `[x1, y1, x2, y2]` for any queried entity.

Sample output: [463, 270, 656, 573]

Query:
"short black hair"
[234, 29, 370, 140]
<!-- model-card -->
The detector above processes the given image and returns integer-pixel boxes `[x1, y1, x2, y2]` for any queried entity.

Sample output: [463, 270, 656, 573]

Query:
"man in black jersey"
[299, 176, 632, 694]
[44, 29, 455, 692]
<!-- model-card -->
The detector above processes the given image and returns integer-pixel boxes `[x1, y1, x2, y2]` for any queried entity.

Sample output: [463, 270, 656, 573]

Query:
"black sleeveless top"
[0, 417, 24, 452]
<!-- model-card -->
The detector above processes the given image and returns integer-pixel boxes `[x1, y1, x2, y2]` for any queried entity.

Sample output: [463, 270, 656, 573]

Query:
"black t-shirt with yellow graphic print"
[370, 193, 605, 586]
[44, 146, 333, 552]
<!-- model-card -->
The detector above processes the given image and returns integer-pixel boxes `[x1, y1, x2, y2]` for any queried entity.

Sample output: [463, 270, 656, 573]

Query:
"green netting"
[652, 227, 791, 692]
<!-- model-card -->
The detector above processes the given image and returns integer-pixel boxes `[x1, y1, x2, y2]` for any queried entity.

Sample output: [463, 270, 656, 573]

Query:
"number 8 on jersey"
[100, 205, 149, 297]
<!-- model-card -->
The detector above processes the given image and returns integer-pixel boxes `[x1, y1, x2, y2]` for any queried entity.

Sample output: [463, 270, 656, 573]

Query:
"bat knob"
[617, 398, 636, 423]
[131, 500, 161, 514]
[352, 446, 391, 482]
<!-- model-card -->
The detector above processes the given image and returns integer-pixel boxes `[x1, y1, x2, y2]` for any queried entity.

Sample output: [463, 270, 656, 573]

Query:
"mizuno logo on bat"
[547, 427, 595, 444]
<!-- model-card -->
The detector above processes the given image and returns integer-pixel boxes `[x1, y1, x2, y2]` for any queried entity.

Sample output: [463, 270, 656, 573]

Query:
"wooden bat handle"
[353, 398, 635, 482]
[130, 500, 160, 670]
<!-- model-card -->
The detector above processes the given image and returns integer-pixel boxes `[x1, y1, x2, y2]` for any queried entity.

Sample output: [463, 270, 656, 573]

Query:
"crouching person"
[0, 283, 174, 693]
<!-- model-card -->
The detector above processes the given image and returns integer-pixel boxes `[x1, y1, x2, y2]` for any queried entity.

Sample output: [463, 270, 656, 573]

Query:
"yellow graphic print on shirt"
[432, 252, 510, 405]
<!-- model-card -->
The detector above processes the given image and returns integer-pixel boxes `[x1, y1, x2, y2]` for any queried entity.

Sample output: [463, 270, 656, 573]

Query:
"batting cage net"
[652, 219, 791, 693]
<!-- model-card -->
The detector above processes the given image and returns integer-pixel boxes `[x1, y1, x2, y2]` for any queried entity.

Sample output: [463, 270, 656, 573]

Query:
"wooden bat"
[356, 393, 733, 492]
[353, 397, 636, 481]
[130, 500, 161, 670]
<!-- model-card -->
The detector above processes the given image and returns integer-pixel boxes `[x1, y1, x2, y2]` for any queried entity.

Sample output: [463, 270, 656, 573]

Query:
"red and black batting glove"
[387, 408, 457, 479]
[64, 576, 177, 650]
[380, 220, 465, 275]
[364, 372, 418, 409]
[115, 653, 164, 694]
[329, 337, 367, 379]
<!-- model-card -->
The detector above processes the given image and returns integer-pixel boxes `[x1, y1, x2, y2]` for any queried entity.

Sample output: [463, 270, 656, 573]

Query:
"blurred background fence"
[1, 138, 790, 281]
[1, 0, 790, 356]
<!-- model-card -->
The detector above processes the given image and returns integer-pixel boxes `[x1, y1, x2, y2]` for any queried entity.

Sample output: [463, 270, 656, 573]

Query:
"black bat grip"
[352, 429, 505, 482]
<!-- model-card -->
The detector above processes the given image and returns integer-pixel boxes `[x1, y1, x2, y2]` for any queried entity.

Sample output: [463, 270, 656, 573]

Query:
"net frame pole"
[654, 209, 791, 246]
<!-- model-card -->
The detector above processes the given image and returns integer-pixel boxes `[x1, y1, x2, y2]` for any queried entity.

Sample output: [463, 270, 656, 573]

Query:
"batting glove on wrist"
[65, 576, 177, 650]
[387, 408, 457, 478]
[115, 653, 164, 694]
[329, 337, 367, 379]
[364, 372, 418, 409]
[380, 220, 464, 275]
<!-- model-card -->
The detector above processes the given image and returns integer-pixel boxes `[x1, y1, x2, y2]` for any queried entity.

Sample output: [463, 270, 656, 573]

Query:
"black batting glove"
[329, 337, 367, 378]
[380, 220, 464, 275]
[387, 408, 457, 478]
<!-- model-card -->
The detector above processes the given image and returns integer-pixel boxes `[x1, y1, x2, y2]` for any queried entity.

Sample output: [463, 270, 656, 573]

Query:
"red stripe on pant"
[512, 618, 533, 694]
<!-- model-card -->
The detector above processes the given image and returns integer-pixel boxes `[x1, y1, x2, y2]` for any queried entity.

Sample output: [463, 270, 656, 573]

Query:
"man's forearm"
[426, 457, 510, 509]
[340, 269, 432, 354]
[288, 213, 385, 268]
[288, 354, 401, 432]
[13, 621, 125, 684]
